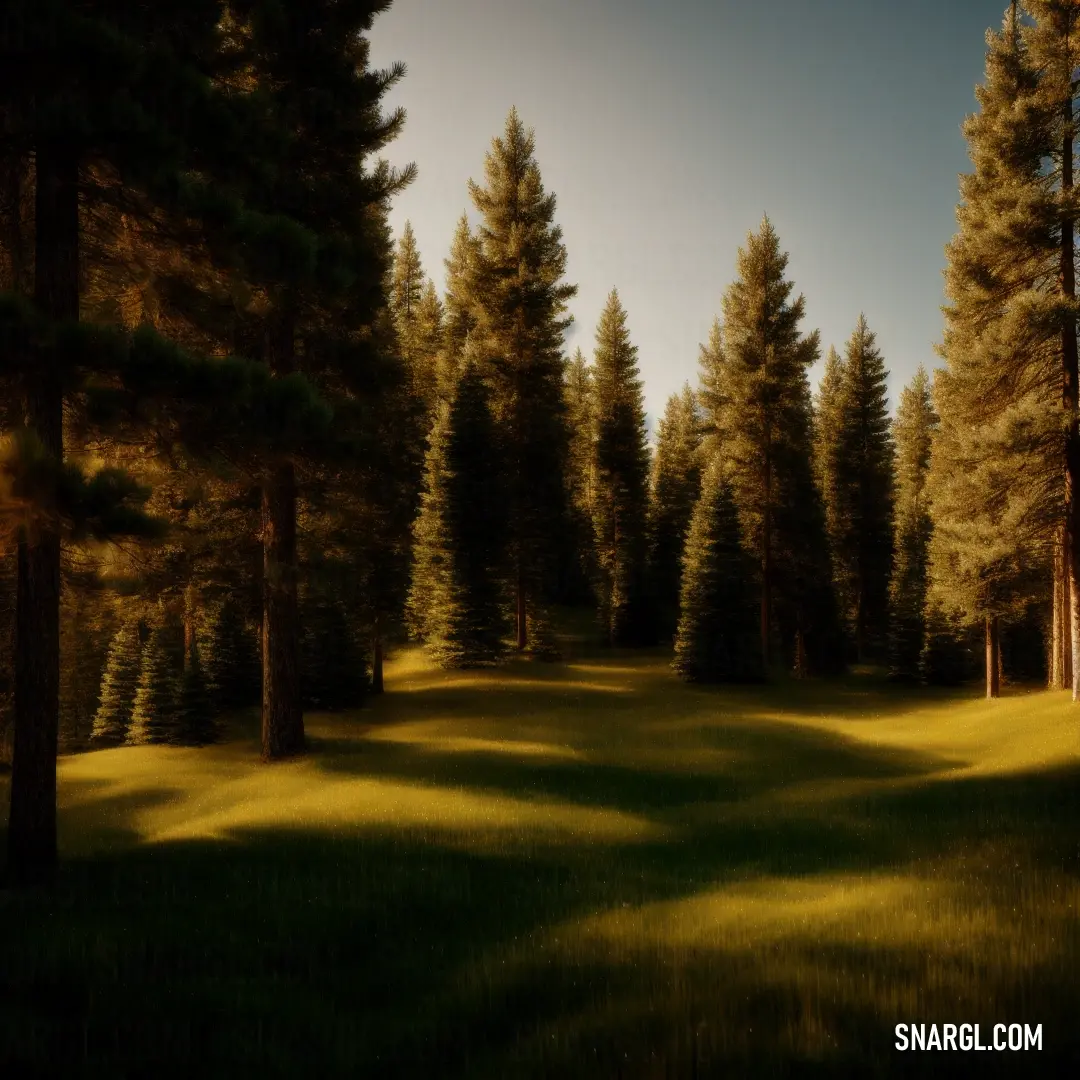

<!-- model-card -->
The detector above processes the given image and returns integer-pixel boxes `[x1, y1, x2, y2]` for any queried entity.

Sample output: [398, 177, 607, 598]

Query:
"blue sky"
[369, 0, 1005, 429]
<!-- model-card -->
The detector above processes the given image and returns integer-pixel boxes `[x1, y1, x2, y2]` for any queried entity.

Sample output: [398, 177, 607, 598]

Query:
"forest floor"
[1, 637, 1079, 1078]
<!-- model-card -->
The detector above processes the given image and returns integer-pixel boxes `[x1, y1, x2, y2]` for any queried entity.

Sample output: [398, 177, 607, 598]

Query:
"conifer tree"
[813, 345, 846, 533]
[409, 361, 509, 666]
[391, 222, 442, 417]
[936, 2, 1064, 695]
[591, 291, 652, 646]
[92, 617, 144, 746]
[203, 599, 261, 713]
[129, 620, 182, 745]
[888, 367, 937, 680]
[649, 385, 703, 644]
[176, 646, 218, 746]
[697, 318, 725, 458]
[829, 315, 895, 662]
[558, 348, 598, 604]
[440, 213, 481, 393]
[673, 461, 763, 683]
[706, 217, 839, 671]
[466, 108, 577, 652]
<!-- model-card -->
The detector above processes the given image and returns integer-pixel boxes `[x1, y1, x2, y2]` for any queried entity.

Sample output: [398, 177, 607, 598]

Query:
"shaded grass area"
[1, 642, 1079, 1078]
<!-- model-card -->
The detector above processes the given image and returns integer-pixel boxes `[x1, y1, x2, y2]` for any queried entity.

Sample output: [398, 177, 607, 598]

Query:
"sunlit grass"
[2, 643, 1078, 1076]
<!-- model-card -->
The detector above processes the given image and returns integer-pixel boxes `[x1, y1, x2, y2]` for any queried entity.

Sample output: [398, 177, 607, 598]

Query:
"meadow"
[2, 635, 1078, 1078]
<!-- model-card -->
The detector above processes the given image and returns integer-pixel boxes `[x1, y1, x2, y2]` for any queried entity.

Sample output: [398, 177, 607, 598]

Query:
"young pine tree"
[813, 345, 846, 537]
[888, 367, 937, 680]
[591, 291, 652, 646]
[829, 315, 895, 662]
[673, 460, 763, 683]
[649, 385, 703, 644]
[128, 620, 182, 745]
[92, 617, 144, 746]
[557, 348, 598, 605]
[175, 646, 218, 746]
[467, 108, 577, 652]
[409, 362, 509, 666]
[708, 217, 839, 672]
[203, 599, 261, 714]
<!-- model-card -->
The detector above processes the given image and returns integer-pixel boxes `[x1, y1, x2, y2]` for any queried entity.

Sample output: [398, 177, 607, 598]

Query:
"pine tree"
[707, 217, 839, 671]
[175, 646, 218, 746]
[467, 108, 577, 652]
[556, 348, 598, 605]
[203, 599, 261, 713]
[591, 291, 652, 646]
[129, 620, 182, 745]
[92, 618, 144, 745]
[830, 315, 895, 662]
[649, 385, 703, 644]
[888, 367, 937, 680]
[813, 345, 846, 536]
[300, 582, 368, 710]
[391, 222, 442, 417]
[673, 460, 763, 683]
[697, 318, 725, 459]
[935, 3, 1063, 697]
[408, 361, 509, 666]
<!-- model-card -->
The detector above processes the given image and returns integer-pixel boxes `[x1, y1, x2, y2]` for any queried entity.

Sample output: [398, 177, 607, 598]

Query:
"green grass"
[2, 645, 1079, 1078]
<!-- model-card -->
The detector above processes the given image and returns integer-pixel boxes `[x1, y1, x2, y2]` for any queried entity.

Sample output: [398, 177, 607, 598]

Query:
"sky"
[368, 0, 1007, 431]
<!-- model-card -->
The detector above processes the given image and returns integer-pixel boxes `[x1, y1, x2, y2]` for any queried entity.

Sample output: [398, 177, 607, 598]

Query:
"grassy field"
[2, 641, 1079, 1078]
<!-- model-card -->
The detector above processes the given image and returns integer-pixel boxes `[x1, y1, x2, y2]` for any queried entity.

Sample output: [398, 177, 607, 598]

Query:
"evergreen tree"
[440, 213, 481, 394]
[888, 367, 937, 680]
[391, 222, 442, 417]
[129, 620, 182, 745]
[92, 617, 144, 746]
[673, 460, 763, 683]
[409, 362, 509, 666]
[557, 348, 598, 605]
[591, 290, 652, 646]
[697, 318, 725, 459]
[813, 345, 846, 536]
[936, 2, 1064, 696]
[706, 217, 840, 671]
[175, 646, 219, 746]
[830, 315, 895, 662]
[300, 582, 368, 710]
[467, 108, 577, 652]
[649, 385, 703, 644]
[203, 599, 261, 713]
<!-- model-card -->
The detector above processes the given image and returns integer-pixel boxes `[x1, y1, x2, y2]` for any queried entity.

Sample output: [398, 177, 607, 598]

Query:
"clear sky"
[368, 0, 1005, 430]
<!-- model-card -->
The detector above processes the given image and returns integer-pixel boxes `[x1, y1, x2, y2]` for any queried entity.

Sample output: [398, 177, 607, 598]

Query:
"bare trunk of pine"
[6, 143, 76, 884]
[985, 615, 1000, 699]
[1062, 105, 1080, 702]
[371, 612, 384, 695]
[761, 471, 772, 669]
[516, 554, 527, 651]
[261, 462, 303, 759]
[1064, 551, 1074, 690]
[260, 308, 303, 759]
[1051, 528, 1064, 689]
[183, 584, 196, 672]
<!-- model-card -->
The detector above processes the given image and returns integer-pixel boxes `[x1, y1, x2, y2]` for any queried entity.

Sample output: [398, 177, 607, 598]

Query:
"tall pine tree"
[591, 291, 652, 646]
[673, 460, 763, 683]
[466, 108, 577, 653]
[888, 367, 937, 681]
[830, 315, 895, 662]
[649, 385, 703, 644]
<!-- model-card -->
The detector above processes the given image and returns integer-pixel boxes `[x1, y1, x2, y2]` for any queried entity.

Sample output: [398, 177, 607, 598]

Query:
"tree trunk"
[6, 142, 77, 885]
[1062, 106, 1080, 702]
[516, 554, 527, 651]
[985, 615, 1000, 700]
[183, 584, 196, 672]
[1051, 528, 1064, 690]
[370, 613, 384, 695]
[1064, 548, 1074, 690]
[761, 481, 772, 668]
[261, 461, 303, 759]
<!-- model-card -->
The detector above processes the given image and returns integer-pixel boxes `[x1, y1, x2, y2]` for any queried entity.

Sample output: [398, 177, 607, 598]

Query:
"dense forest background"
[1, 0, 1078, 886]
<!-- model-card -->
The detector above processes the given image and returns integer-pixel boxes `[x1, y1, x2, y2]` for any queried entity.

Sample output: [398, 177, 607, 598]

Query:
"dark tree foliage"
[648, 385, 702, 645]
[591, 290, 652, 646]
[409, 362, 509, 667]
[673, 461, 763, 683]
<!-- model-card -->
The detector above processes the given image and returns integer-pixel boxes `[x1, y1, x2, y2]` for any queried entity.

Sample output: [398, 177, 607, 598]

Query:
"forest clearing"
[2, 640, 1077, 1077]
